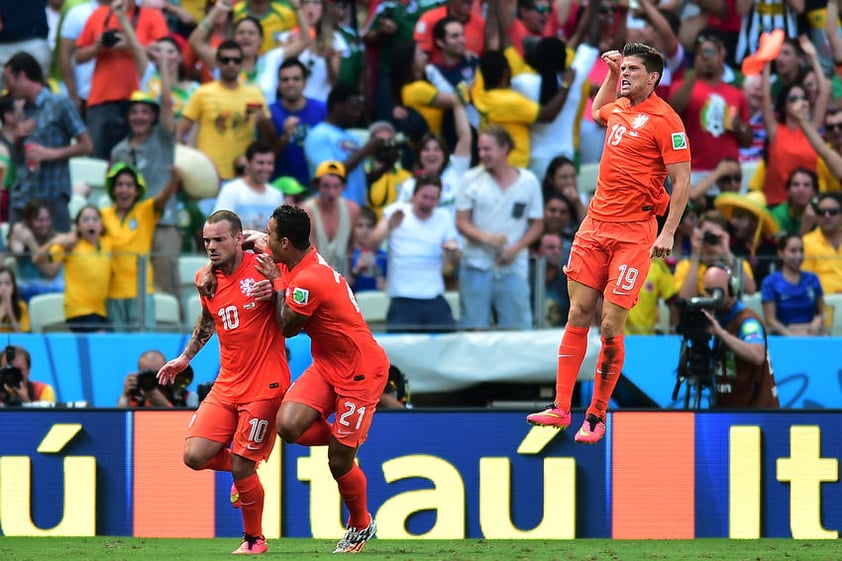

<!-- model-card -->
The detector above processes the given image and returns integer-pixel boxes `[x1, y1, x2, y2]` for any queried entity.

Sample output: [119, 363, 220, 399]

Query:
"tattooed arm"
[157, 306, 217, 384]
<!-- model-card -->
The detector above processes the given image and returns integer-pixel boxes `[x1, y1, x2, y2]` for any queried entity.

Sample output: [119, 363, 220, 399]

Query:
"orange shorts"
[186, 390, 284, 462]
[284, 363, 387, 448]
[564, 215, 657, 310]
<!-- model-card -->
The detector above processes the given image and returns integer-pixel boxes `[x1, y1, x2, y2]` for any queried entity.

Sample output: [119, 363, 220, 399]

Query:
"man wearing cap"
[213, 141, 285, 231]
[715, 192, 779, 286]
[258, 58, 327, 187]
[111, 83, 180, 297]
[304, 84, 387, 207]
[2, 51, 93, 233]
[302, 160, 359, 276]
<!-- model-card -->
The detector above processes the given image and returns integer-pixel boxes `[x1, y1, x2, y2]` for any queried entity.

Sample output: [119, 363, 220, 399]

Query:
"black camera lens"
[0, 365, 22, 388]
[136, 369, 159, 392]
[702, 231, 721, 245]
[101, 29, 120, 48]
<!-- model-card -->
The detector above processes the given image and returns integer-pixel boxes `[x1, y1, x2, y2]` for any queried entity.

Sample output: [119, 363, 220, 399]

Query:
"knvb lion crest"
[632, 113, 649, 129]
[240, 278, 257, 296]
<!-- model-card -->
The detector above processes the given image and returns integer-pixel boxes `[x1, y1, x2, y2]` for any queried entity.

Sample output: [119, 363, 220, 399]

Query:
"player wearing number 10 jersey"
[157, 210, 289, 555]
[263, 204, 389, 554]
[527, 43, 691, 443]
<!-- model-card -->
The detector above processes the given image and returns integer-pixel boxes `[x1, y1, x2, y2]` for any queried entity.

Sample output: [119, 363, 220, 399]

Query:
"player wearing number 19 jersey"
[157, 210, 289, 555]
[527, 43, 691, 443]
[266, 205, 389, 554]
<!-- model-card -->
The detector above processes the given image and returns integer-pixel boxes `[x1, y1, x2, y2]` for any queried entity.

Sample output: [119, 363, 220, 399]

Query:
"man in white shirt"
[212, 141, 284, 231]
[455, 125, 544, 330]
[369, 173, 461, 332]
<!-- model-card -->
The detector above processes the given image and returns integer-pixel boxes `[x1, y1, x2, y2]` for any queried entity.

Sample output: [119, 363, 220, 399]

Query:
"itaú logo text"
[0, 424, 95, 536]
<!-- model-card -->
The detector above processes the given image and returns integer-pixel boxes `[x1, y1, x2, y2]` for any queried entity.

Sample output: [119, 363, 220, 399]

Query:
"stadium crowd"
[0, 0, 841, 337]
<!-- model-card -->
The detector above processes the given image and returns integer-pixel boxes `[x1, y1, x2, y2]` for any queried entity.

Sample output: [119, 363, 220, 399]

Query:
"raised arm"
[188, 0, 233, 72]
[793, 98, 842, 178]
[760, 62, 777, 143]
[153, 166, 181, 212]
[592, 50, 621, 124]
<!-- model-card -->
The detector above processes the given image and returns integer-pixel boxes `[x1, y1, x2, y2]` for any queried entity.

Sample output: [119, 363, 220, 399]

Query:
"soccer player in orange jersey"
[261, 204, 390, 554]
[157, 210, 290, 555]
[527, 43, 692, 443]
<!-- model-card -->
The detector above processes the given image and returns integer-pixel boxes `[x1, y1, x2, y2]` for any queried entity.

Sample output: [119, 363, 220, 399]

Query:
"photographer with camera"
[675, 210, 757, 300]
[365, 121, 412, 218]
[118, 349, 197, 408]
[692, 265, 780, 408]
[0, 345, 55, 407]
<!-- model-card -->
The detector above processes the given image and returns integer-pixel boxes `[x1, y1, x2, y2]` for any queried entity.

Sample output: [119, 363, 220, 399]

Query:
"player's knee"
[276, 416, 304, 443]
[327, 453, 354, 479]
[183, 450, 205, 471]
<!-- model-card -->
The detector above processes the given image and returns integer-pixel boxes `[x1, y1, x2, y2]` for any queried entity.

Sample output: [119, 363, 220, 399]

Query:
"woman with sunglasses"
[759, 36, 829, 207]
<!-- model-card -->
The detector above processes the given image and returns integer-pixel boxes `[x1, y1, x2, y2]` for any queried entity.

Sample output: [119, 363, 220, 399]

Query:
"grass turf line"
[0, 537, 838, 561]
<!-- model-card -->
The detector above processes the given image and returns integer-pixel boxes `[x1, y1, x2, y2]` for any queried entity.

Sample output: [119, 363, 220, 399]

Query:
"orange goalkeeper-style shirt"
[280, 247, 389, 389]
[197, 252, 289, 403]
[590, 93, 691, 223]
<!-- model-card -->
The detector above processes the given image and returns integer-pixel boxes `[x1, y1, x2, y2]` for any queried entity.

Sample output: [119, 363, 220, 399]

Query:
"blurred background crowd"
[0, 0, 841, 339]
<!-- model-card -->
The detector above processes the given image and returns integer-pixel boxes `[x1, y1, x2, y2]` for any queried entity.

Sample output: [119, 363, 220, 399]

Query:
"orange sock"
[296, 419, 332, 446]
[235, 473, 265, 538]
[555, 325, 589, 412]
[335, 464, 369, 529]
[201, 448, 231, 472]
[589, 333, 625, 420]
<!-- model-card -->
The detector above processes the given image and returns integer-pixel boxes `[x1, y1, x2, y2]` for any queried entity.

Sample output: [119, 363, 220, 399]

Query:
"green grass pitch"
[0, 537, 838, 561]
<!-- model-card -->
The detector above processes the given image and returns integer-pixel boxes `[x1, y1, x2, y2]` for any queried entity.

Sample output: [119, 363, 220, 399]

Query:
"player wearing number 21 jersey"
[527, 43, 691, 444]
[263, 204, 388, 554]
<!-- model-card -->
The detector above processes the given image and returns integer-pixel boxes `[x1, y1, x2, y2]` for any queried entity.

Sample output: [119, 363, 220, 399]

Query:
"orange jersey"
[590, 93, 691, 222]
[197, 252, 290, 402]
[281, 248, 389, 384]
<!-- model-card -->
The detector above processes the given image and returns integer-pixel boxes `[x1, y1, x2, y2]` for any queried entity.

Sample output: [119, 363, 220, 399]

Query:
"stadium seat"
[346, 128, 371, 146]
[741, 160, 759, 194]
[69, 156, 109, 203]
[578, 162, 599, 197]
[154, 293, 182, 331]
[354, 290, 389, 328]
[28, 293, 66, 333]
[185, 293, 203, 324]
[822, 294, 842, 336]
[444, 290, 460, 321]
[656, 299, 671, 334]
[178, 254, 208, 292]
[742, 292, 764, 320]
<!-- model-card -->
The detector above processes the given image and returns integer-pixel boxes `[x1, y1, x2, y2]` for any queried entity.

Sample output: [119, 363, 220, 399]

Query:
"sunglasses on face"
[825, 123, 842, 132]
[817, 207, 841, 216]
[532, 4, 551, 13]
[218, 56, 243, 65]
[718, 174, 742, 183]
[788, 94, 807, 103]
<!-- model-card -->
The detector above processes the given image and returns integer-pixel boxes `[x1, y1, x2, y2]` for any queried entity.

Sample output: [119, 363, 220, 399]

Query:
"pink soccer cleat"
[526, 404, 571, 429]
[232, 534, 268, 555]
[574, 414, 606, 444]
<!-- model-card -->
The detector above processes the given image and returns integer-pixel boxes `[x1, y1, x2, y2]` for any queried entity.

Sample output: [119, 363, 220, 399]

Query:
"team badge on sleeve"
[292, 287, 309, 305]
[671, 132, 688, 150]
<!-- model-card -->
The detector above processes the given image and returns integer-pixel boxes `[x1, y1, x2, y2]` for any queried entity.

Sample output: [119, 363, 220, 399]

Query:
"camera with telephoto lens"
[1, 346, 24, 406]
[136, 365, 194, 393]
[374, 135, 409, 163]
[673, 287, 725, 409]
[101, 29, 121, 48]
